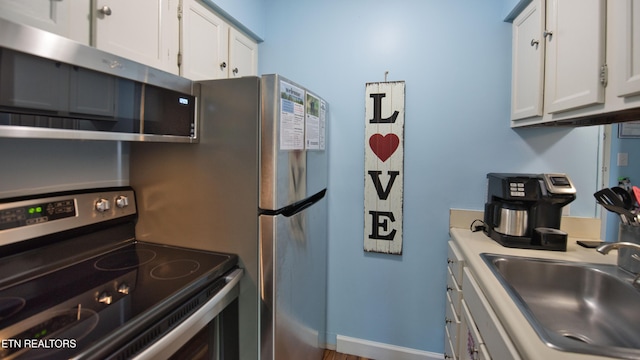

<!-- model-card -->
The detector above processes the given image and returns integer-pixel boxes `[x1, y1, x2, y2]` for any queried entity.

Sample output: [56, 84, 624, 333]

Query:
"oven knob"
[97, 291, 112, 305]
[117, 283, 130, 295]
[95, 198, 111, 212]
[115, 195, 129, 208]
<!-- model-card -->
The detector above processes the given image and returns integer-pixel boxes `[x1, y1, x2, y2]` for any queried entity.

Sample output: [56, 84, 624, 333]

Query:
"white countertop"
[450, 227, 620, 360]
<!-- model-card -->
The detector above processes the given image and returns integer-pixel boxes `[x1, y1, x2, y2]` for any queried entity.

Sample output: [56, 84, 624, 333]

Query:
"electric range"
[0, 187, 241, 359]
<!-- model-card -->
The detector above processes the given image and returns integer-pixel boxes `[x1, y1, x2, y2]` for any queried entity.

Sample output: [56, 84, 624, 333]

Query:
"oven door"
[133, 268, 243, 360]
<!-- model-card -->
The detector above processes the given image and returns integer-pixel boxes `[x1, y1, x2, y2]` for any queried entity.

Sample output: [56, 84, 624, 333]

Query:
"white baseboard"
[336, 335, 443, 360]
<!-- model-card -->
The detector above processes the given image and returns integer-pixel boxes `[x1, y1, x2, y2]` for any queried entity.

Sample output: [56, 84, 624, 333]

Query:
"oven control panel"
[0, 188, 136, 247]
[0, 199, 76, 231]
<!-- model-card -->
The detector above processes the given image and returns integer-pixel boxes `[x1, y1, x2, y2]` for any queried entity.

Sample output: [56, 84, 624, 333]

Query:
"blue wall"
[258, 0, 601, 354]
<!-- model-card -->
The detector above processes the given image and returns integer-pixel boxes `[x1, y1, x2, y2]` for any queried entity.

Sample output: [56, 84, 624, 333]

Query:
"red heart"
[369, 133, 399, 162]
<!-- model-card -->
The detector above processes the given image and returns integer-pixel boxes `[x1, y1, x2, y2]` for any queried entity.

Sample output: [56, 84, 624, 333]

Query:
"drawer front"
[462, 268, 521, 360]
[444, 326, 458, 360]
[447, 267, 462, 316]
[445, 293, 461, 348]
[460, 300, 485, 360]
[447, 241, 465, 286]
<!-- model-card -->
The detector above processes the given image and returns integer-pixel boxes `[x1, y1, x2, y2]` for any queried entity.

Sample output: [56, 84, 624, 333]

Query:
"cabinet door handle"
[543, 30, 553, 39]
[530, 39, 539, 47]
[220, 62, 227, 69]
[98, 5, 112, 16]
[232, 67, 239, 75]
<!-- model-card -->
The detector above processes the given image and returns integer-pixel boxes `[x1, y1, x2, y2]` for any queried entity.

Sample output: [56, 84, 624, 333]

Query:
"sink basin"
[481, 253, 640, 359]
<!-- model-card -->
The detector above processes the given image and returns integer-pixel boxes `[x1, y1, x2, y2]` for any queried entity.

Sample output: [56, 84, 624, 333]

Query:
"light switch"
[618, 152, 629, 167]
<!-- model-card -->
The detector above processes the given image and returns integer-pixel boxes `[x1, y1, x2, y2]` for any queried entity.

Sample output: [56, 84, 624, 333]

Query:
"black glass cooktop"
[0, 241, 237, 359]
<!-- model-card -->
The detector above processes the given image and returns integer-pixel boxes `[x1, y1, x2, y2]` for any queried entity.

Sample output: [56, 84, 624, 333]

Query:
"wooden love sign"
[364, 81, 405, 254]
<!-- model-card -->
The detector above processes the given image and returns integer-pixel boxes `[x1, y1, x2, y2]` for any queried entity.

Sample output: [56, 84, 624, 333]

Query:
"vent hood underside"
[529, 107, 640, 128]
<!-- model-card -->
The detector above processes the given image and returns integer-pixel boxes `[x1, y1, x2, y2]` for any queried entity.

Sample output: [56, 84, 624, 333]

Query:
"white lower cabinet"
[462, 268, 521, 360]
[444, 241, 520, 360]
[444, 241, 464, 359]
[460, 300, 490, 360]
[445, 292, 461, 358]
[445, 326, 458, 360]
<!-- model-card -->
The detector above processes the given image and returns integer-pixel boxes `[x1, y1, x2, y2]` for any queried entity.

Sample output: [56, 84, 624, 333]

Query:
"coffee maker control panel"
[487, 173, 541, 201]
[509, 181, 526, 197]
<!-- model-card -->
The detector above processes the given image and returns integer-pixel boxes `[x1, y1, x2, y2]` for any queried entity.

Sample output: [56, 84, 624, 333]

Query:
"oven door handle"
[132, 268, 244, 360]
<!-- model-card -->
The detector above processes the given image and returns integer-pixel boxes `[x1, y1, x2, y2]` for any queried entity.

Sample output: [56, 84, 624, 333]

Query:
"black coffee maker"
[483, 173, 576, 251]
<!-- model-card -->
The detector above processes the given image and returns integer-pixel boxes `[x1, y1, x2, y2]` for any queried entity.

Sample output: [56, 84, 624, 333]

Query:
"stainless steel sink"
[481, 253, 640, 359]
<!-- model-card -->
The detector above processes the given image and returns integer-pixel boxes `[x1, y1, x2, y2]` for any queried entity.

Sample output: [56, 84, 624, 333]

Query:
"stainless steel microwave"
[0, 18, 197, 143]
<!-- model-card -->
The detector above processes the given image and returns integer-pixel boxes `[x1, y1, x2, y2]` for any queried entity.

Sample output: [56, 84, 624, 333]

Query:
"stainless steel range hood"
[0, 18, 198, 143]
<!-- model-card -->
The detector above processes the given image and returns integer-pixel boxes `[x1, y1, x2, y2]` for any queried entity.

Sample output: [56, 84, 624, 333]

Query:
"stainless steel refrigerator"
[129, 74, 328, 360]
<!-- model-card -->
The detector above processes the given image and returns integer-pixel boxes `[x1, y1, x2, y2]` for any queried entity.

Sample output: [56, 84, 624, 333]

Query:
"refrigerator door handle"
[259, 189, 326, 217]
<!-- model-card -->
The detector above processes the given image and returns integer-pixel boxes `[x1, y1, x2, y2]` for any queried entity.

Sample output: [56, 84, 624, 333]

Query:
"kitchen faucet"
[597, 242, 640, 285]
[597, 241, 640, 254]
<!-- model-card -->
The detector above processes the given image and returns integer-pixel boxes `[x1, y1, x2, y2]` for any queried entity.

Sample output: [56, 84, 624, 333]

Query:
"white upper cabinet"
[615, 0, 640, 98]
[543, 0, 605, 114]
[181, 0, 228, 80]
[511, 0, 545, 120]
[0, 0, 259, 79]
[180, 0, 258, 81]
[0, 0, 90, 44]
[228, 27, 258, 78]
[510, 0, 606, 125]
[94, 0, 180, 75]
[511, 0, 640, 127]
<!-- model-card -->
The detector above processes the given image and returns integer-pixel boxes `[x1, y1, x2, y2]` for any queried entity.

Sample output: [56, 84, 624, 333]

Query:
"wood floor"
[323, 349, 372, 360]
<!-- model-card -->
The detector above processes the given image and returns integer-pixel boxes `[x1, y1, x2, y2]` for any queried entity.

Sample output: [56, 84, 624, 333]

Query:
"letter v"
[367, 171, 400, 200]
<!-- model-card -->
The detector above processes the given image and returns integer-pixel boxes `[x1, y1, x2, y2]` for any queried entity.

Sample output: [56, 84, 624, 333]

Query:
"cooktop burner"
[151, 259, 201, 280]
[94, 249, 157, 271]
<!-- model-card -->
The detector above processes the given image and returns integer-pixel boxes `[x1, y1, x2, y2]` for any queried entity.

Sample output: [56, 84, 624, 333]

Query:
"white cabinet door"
[0, 0, 90, 44]
[0, 0, 69, 36]
[180, 1, 257, 80]
[229, 27, 258, 77]
[181, 0, 228, 80]
[616, 0, 640, 97]
[511, 0, 545, 120]
[94, 0, 178, 74]
[544, 0, 606, 113]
